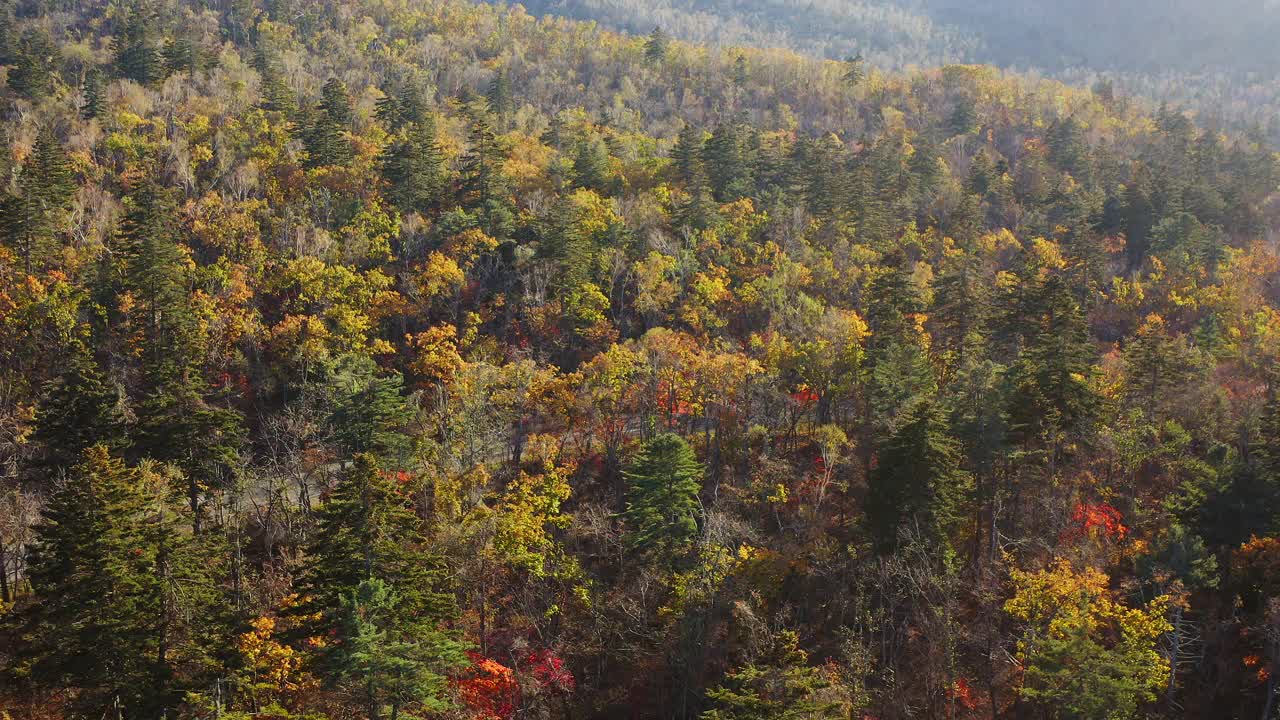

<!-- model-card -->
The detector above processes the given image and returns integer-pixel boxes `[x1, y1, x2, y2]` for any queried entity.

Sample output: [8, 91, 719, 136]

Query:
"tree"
[0, 127, 77, 273]
[335, 578, 468, 720]
[866, 401, 972, 555]
[32, 340, 127, 474]
[486, 67, 514, 120]
[1005, 560, 1171, 719]
[381, 114, 447, 215]
[459, 111, 514, 238]
[842, 53, 865, 87]
[702, 629, 841, 720]
[644, 27, 669, 64]
[1006, 275, 1100, 465]
[623, 433, 703, 561]
[112, 4, 161, 85]
[8, 28, 58, 100]
[671, 124, 705, 187]
[81, 68, 107, 119]
[295, 454, 457, 671]
[17, 447, 169, 717]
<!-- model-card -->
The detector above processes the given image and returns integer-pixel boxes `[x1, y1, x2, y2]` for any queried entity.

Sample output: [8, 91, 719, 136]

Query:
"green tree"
[623, 433, 703, 561]
[336, 578, 468, 720]
[32, 340, 127, 474]
[295, 454, 457, 662]
[644, 27, 670, 64]
[866, 401, 972, 555]
[8, 28, 58, 100]
[18, 447, 169, 716]
[81, 68, 107, 119]
[112, 4, 160, 85]
[702, 629, 841, 720]
[381, 114, 447, 215]
[459, 110, 514, 238]
[0, 127, 77, 272]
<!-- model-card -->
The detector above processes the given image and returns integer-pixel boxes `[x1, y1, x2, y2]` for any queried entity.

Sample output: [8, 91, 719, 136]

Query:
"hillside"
[509, 0, 1280, 140]
[1, 0, 1280, 718]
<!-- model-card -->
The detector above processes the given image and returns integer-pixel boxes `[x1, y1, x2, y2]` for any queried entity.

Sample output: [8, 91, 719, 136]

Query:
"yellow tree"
[1005, 560, 1171, 719]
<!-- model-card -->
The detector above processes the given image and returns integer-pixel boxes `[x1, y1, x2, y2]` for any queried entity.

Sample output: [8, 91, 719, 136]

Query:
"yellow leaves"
[415, 251, 465, 300]
[633, 251, 679, 318]
[407, 323, 465, 387]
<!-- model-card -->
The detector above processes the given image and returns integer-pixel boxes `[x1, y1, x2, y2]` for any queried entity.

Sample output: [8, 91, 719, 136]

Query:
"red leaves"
[1062, 501, 1127, 543]
[457, 649, 576, 719]
[526, 649, 575, 695]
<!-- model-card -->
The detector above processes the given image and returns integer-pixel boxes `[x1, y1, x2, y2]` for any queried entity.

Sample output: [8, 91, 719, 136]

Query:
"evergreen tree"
[18, 447, 169, 716]
[295, 454, 459, 679]
[1006, 275, 1100, 464]
[485, 67, 514, 120]
[842, 52, 865, 88]
[81, 68, 107, 119]
[8, 28, 57, 100]
[32, 340, 127, 474]
[702, 629, 840, 720]
[161, 36, 197, 77]
[320, 77, 352, 125]
[0, 126, 76, 272]
[112, 4, 161, 85]
[623, 433, 703, 561]
[866, 401, 972, 555]
[459, 110, 514, 238]
[704, 121, 753, 202]
[571, 136, 611, 193]
[336, 578, 468, 720]
[644, 27, 669, 64]
[326, 359, 416, 465]
[381, 114, 447, 215]
[671, 124, 705, 187]
[117, 182, 195, 374]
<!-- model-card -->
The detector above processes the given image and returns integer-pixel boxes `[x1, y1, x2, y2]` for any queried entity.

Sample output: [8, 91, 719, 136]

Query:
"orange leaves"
[458, 653, 519, 720]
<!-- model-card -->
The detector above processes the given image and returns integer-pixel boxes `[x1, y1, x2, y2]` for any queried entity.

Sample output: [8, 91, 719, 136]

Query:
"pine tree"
[161, 36, 197, 77]
[326, 360, 415, 465]
[117, 182, 195, 374]
[866, 401, 972, 555]
[459, 110, 514, 238]
[295, 455, 459, 679]
[19, 447, 169, 716]
[112, 4, 161, 85]
[336, 578, 468, 720]
[842, 52, 865, 88]
[644, 27, 669, 64]
[381, 114, 447, 215]
[704, 121, 753, 202]
[33, 340, 127, 474]
[485, 67, 514, 120]
[81, 68, 107, 119]
[623, 433, 703, 561]
[702, 629, 841, 720]
[8, 28, 58, 100]
[1006, 275, 1100, 464]
[571, 136, 611, 193]
[0, 126, 77, 273]
[671, 124, 705, 187]
[320, 77, 352, 126]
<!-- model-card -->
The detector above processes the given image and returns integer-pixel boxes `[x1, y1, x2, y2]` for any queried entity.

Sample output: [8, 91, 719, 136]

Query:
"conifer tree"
[644, 27, 669, 64]
[0, 126, 76, 272]
[81, 68, 107, 119]
[485, 67, 514, 120]
[295, 454, 460, 692]
[8, 28, 57, 100]
[842, 52, 865, 88]
[1006, 275, 1100, 464]
[866, 401, 972, 555]
[112, 4, 161, 85]
[623, 433, 703, 561]
[381, 114, 446, 215]
[671, 124, 705, 187]
[572, 136, 611, 194]
[19, 447, 169, 716]
[336, 578, 468, 720]
[704, 121, 753, 202]
[33, 340, 127, 474]
[702, 629, 840, 720]
[459, 111, 514, 238]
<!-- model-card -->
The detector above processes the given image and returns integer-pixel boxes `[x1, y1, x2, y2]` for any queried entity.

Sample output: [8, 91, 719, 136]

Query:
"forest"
[509, 0, 1280, 143]
[1, 0, 1280, 718]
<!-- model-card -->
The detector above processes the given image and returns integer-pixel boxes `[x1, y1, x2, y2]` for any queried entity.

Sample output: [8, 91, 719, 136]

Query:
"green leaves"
[624, 433, 703, 562]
